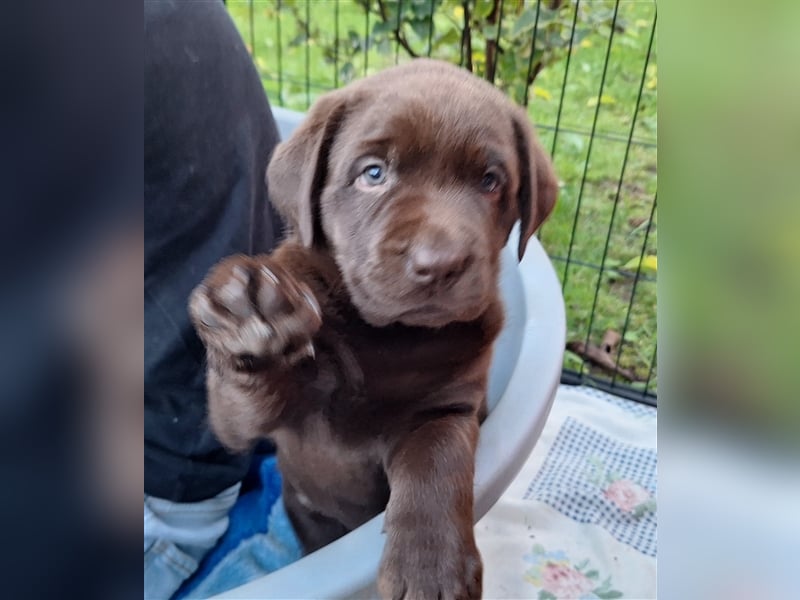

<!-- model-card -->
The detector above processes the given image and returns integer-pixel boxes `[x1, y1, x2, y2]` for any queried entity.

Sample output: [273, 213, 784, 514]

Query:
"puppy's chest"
[276, 310, 495, 454]
[271, 314, 495, 526]
[323, 316, 491, 407]
[276, 318, 491, 456]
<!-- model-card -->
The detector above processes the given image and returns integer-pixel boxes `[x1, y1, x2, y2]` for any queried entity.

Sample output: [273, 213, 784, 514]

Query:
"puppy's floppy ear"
[511, 108, 559, 260]
[266, 91, 349, 247]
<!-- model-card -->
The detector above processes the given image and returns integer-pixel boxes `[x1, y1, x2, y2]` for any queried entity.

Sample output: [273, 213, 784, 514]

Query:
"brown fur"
[189, 59, 557, 599]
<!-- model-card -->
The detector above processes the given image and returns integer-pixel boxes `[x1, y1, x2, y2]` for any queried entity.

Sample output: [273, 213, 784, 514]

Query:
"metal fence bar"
[611, 193, 657, 389]
[537, 122, 656, 148]
[334, 0, 340, 88]
[522, 1, 543, 107]
[537, 0, 580, 244]
[364, 2, 370, 76]
[276, 0, 283, 105]
[561, 369, 657, 406]
[561, 0, 620, 291]
[395, 0, 404, 65]
[609, 16, 658, 389]
[547, 255, 657, 284]
[459, 0, 471, 68]
[248, 0, 255, 60]
[644, 343, 658, 397]
[490, 0, 505, 84]
[244, 73, 344, 92]
[580, 2, 652, 381]
[427, 0, 435, 57]
[550, 0, 579, 159]
[305, 0, 311, 109]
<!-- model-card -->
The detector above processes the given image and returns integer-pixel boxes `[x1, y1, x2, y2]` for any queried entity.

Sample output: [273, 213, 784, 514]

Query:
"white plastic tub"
[213, 107, 566, 599]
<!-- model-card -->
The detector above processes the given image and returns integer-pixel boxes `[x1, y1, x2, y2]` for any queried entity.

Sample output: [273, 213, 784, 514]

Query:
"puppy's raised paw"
[189, 254, 322, 371]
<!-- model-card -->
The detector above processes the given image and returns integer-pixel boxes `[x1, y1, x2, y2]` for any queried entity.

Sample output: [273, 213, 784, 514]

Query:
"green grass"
[227, 0, 657, 394]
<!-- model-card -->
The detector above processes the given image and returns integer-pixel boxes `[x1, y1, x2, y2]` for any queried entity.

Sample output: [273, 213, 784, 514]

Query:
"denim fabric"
[144, 0, 283, 505]
[176, 452, 283, 598]
[144, 483, 241, 599]
[183, 497, 303, 599]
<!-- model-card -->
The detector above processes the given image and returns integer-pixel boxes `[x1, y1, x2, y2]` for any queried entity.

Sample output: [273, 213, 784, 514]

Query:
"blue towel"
[174, 453, 303, 599]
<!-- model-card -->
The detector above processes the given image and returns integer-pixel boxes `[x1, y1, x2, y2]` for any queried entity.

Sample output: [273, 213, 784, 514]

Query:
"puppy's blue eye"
[481, 171, 499, 193]
[360, 164, 387, 186]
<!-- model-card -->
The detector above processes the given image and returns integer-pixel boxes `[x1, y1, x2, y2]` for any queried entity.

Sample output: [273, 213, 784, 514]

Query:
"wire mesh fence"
[225, 0, 657, 403]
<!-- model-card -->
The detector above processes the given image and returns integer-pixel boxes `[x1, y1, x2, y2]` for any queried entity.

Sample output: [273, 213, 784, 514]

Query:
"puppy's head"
[268, 59, 557, 328]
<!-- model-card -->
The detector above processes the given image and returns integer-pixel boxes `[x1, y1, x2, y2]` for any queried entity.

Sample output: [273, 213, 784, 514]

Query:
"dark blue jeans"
[145, 0, 282, 505]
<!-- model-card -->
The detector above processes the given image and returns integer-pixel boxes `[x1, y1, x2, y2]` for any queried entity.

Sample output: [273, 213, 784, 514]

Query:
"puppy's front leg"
[188, 253, 322, 452]
[380, 414, 482, 600]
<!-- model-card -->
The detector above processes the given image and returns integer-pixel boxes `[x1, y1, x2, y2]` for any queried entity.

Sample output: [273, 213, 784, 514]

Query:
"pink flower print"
[603, 479, 651, 513]
[540, 562, 596, 598]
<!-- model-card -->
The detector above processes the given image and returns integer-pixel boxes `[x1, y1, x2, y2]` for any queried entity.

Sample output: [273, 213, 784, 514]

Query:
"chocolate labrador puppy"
[189, 59, 557, 599]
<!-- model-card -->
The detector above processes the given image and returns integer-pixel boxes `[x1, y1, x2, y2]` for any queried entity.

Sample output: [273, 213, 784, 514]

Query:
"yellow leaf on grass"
[580, 39, 593, 48]
[534, 87, 552, 101]
[621, 255, 657, 274]
[453, 6, 464, 19]
[646, 65, 657, 90]
[587, 94, 617, 108]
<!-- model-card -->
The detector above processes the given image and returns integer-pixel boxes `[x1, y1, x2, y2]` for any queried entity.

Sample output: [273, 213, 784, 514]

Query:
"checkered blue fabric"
[577, 385, 657, 419]
[523, 416, 657, 557]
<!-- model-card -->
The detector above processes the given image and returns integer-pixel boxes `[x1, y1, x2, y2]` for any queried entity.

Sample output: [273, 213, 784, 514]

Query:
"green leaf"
[340, 61, 355, 84]
[410, 18, 433, 42]
[510, 7, 539, 39]
[409, 0, 438, 19]
[541, 27, 570, 49]
[371, 20, 395, 36]
[288, 32, 307, 47]
[539, 591, 557, 600]
[474, 0, 495, 20]
[564, 351, 584, 370]
[632, 499, 657, 518]
[563, 132, 585, 152]
[347, 30, 362, 51]
[374, 36, 392, 55]
[575, 558, 589, 571]
[436, 27, 462, 47]
[596, 591, 624, 599]
[482, 24, 501, 39]
[572, 27, 592, 46]
[596, 577, 612, 593]
[585, 569, 600, 579]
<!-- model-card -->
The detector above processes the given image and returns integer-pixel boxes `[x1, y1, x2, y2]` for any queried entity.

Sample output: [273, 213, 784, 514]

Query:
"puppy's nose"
[407, 238, 470, 285]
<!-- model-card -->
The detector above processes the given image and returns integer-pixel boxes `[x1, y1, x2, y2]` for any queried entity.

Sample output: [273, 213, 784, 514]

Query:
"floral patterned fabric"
[523, 546, 623, 600]
[476, 385, 657, 599]
[523, 417, 657, 556]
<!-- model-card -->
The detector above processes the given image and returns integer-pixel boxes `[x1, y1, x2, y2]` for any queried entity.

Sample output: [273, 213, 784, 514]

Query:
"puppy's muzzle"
[405, 233, 472, 288]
